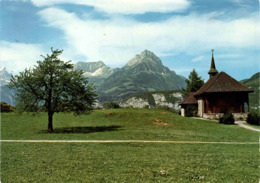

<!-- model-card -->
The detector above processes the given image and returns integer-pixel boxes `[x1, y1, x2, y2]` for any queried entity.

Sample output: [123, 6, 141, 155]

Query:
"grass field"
[1, 108, 259, 182]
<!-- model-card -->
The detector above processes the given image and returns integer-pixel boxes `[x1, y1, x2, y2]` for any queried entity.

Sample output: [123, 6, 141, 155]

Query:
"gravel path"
[235, 121, 260, 132]
[0, 140, 258, 144]
[193, 117, 260, 132]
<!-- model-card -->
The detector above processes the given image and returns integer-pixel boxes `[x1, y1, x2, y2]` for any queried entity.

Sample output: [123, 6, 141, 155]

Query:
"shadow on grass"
[41, 125, 123, 134]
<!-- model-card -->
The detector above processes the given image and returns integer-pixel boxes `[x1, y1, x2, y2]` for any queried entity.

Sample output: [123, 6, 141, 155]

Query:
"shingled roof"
[179, 92, 198, 105]
[194, 72, 254, 96]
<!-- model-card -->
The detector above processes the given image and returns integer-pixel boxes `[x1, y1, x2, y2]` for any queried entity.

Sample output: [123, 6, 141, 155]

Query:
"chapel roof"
[194, 72, 254, 96]
[179, 92, 198, 105]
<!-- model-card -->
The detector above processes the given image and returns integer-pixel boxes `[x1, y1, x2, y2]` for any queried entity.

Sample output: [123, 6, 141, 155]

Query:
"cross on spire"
[208, 48, 218, 78]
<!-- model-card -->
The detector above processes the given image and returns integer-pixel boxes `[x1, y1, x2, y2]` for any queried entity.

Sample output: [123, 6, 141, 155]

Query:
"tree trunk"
[48, 112, 53, 132]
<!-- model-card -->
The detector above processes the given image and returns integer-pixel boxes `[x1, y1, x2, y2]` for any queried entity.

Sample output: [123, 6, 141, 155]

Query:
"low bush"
[185, 105, 198, 117]
[144, 105, 150, 109]
[219, 111, 235, 124]
[157, 105, 176, 113]
[103, 102, 120, 109]
[247, 110, 260, 126]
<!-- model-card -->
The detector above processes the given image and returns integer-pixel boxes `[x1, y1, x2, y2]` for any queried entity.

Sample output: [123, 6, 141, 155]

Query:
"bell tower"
[208, 49, 218, 78]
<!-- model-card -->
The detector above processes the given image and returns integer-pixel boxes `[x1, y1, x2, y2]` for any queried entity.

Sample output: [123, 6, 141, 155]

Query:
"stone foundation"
[203, 113, 248, 121]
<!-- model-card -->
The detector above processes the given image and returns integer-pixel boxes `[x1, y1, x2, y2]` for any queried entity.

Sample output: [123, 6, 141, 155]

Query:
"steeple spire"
[208, 49, 218, 78]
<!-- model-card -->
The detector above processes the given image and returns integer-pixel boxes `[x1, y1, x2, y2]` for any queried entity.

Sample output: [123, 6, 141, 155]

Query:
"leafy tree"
[8, 48, 97, 132]
[182, 69, 204, 97]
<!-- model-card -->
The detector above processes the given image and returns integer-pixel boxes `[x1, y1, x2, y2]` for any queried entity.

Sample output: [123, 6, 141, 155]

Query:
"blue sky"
[0, 0, 259, 81]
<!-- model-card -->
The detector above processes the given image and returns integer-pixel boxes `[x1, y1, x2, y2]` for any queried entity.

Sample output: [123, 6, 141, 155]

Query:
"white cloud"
[0, 41, 44, 73]
[31, 0, 190, 14]
[38, 7, 260, 67]
[192, 56, 204, 62]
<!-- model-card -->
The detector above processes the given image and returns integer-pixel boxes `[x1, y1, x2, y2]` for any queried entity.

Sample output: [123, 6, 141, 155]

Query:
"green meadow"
[1, 109, 259, 182]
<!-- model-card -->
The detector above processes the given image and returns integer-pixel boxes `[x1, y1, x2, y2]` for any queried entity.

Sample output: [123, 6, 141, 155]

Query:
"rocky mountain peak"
[0, 67, 7, 72]
[96, 61, 106, 67]
[126, 50, 162, 67]
[0, 67, 11, 86]
[74, 61, 106, 73]
[0, 67, 11, 76]
[74, 61, 114, 78]
[140, 50, 157, 59]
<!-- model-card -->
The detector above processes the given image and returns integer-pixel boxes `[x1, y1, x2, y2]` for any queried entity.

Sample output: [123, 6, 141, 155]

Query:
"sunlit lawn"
[1, 108, 259, 182]
[1, 108, 258, 142]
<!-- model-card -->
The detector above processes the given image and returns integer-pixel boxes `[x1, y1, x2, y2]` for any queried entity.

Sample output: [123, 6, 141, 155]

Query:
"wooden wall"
[203, 92, 249, 113]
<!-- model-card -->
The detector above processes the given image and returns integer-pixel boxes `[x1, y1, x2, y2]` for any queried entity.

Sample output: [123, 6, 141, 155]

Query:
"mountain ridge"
[74, 61, 114, 78]
[0, 67, 15, 105]
[0, 67, 11, 86]
[240, 72, 260, 109]
[1, 61, 258, 108]
[96, 50, 187, 103]
[1, 50, 187, 106]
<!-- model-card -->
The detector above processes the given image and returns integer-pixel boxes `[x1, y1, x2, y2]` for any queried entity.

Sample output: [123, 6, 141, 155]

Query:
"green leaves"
[182, 69, 204, 97]
[8, 48, 97, 117]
